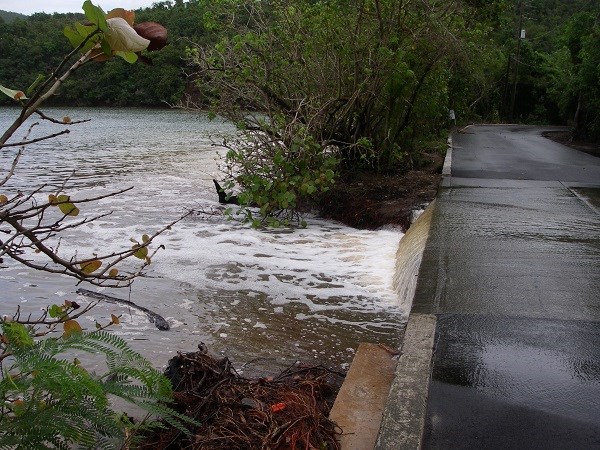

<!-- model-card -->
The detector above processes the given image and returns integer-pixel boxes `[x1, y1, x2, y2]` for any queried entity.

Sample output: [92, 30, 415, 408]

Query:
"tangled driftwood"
[138, 346, 344, 449]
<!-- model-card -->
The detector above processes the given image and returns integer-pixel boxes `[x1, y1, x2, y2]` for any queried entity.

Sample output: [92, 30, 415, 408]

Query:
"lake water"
[0, 107, 406, 374]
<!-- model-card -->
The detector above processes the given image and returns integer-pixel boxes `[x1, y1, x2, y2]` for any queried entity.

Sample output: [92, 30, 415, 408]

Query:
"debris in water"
[138, 345, 344, 449]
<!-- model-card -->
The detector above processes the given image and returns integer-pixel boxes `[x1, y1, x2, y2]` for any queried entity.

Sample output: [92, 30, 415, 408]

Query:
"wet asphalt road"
[413, 125, 600, 449]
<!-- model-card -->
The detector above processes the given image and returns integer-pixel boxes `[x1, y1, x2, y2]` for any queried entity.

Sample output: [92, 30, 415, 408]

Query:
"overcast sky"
[1, 0, 157, 15]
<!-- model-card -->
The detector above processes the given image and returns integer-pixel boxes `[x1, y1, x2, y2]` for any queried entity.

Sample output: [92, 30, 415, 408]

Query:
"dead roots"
[138, 347, 344, 449]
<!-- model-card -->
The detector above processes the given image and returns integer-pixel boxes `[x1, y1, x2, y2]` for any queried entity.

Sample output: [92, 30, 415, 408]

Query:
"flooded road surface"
[413, 181, 600, 318]
[0, 107, 406, 375]
[412, 125, 600, 449]
[425, 315, 600, 449]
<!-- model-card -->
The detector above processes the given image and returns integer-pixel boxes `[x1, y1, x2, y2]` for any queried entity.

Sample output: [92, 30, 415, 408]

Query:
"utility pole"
[509, 0, 524, 122]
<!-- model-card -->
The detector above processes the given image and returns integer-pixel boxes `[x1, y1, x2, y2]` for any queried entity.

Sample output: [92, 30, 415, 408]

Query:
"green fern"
[0, 322, 196, 449]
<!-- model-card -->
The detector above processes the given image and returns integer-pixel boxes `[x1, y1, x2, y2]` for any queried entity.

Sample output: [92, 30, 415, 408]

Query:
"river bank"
[319, 149, 445, 231]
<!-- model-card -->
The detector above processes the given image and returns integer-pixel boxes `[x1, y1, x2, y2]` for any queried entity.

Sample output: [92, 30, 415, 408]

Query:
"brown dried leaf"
[106, 8, 135, 26]
[133, 22, 168, 51]
[63, 319, 83, 338]
[80, 259, 102, 274]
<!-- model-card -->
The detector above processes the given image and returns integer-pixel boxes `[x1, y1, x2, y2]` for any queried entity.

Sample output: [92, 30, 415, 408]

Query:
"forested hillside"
[0, 1, 208, 107]
[0, 10, 26, 23]
[0, 0, 598, 141]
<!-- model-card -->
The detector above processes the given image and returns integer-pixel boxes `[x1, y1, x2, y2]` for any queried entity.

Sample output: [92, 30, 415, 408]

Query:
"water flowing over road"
[407, 125, 600, 449]
[0, 107, 407, 374]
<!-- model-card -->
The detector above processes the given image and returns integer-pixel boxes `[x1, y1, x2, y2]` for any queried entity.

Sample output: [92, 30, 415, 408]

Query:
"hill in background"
[0, 10, 27, 23]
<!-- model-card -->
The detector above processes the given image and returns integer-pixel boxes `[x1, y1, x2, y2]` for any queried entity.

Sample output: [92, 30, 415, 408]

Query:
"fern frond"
[134, 400, 201, 435]
[0, 323, 187, 448]
[1, 322, 34, 350]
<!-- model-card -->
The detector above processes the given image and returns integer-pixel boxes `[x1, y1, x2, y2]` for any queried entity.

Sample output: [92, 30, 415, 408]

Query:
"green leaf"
[0, 84, 27, 101]
[55, 194, 80, 217]
[59, 202, 79, 216]
[132, 245, 148, 259]
[76, 22, 100, 51]
[25, 74, 46, 97]
[100, 38, 112, 56]
[64, 23, 98, 52]
[115, 51, 138, 63]
[64, 25, 81, 48]
[58, 203, 79, 217]
[82, 0, 108, 32]
[48, 304, 63, 318]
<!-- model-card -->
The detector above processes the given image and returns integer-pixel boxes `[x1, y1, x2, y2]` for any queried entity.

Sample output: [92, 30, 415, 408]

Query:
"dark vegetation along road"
[412, 125, 600, 448]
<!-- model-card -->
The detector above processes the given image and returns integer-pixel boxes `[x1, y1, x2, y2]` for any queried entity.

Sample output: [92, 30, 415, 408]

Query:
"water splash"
[393, 200, 435, 310]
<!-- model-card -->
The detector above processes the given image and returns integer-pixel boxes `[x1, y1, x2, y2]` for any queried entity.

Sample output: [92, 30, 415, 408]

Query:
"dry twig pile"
[138, 347, 343, 449]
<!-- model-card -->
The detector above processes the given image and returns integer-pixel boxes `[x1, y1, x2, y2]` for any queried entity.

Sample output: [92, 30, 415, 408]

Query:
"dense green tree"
[189, 0, 508, 224]
[500, 0, 600, 139]
[2, 0, 597, 141]
[0, 10, 27, 23]
[196, 0, 509, 166]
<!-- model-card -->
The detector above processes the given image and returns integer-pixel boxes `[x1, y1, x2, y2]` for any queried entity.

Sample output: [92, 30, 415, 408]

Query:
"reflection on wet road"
[425, 315, 600, 449]
[415, 125, 600, 448]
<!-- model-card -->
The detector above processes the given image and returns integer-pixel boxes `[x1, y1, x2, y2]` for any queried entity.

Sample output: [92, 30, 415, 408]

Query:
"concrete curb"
[329, 343, 398, 450]
[330, 132, 449, 448]
[443, 137, 453, 176]
[374, 314, 437, 450]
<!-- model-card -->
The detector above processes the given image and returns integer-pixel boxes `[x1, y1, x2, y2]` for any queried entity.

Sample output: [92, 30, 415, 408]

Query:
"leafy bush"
[220, 119, 338, 227]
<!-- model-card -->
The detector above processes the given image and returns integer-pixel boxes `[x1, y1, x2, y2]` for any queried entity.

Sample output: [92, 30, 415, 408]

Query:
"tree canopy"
[499, 0, 600, 140]
[1, 0, 598, 141]
[0, 10, 26, 23]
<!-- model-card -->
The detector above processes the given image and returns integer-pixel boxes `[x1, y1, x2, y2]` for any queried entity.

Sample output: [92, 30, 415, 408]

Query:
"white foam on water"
[152, 216, 402, 312]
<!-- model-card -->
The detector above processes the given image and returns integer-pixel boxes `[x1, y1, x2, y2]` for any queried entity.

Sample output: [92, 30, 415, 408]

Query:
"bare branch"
[34, 109, 91, 125]
[0, 129, 71, 149]
[1, 208, 193, 287]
